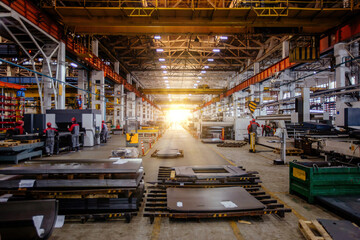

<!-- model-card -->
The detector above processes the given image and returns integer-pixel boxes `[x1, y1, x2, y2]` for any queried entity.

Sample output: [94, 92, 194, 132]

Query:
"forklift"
[125, 119, 139, 147]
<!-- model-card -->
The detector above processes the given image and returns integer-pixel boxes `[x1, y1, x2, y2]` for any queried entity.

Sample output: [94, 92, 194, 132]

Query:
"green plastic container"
[289, 161, 360, 203]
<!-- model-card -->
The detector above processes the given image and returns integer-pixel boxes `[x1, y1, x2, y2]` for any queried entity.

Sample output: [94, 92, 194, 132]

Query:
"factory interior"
[0, 0, 360, 239]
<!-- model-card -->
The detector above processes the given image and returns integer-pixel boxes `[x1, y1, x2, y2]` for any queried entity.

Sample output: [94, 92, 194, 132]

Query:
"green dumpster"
[289, 161, 360, 203]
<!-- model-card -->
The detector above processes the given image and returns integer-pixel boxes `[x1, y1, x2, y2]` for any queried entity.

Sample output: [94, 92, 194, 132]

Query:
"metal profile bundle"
[151, 165, 261, 188]
[143, 187, 290, 223]
[0, 159, 145, 223]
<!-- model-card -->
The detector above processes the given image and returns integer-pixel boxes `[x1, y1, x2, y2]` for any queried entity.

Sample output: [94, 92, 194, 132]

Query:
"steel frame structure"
[0, 2, 62, 113]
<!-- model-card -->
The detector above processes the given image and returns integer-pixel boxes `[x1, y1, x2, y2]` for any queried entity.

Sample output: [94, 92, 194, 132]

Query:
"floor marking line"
[229, 220, 245, 240]
[260, 184, 307, 221]
[150, 217, 161, 240]
[210, 146, 236, 166]
[210, 145, 307, 221]
[143, 139, 159, 156]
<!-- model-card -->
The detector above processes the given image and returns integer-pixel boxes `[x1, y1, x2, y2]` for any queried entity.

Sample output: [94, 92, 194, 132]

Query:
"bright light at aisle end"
[166, 109, 191, 123]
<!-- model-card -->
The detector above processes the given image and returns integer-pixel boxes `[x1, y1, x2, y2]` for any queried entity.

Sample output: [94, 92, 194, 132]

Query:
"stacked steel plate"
[0, 158, 145, 222]
[144, 165, 290, 223]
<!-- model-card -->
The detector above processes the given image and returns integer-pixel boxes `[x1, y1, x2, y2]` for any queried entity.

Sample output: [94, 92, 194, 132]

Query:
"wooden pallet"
[20, 139, 41, 143]
[298, 219, 332, 240]
[273, 147, 304, 156]
[0, 140, 21, 147]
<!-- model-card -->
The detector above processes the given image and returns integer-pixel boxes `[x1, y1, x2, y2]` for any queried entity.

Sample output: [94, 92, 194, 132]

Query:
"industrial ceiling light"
[208, 59, 214, 62]
[161, 65, 167, 68]
[159, 58, 165, 62]
[163, 76, 168, 79]
[213, 49, 220, 53]
[166, 86, 170, 88]
[154, 35, 161, 40]
[70, 62, 78, 68]
[163, 71, 167, 74]
[164, 80, 169, 83]
[201, 71, 206, 74]
[220, 36, 228, 40]
[204, 66, 209, 69]
[198, 76, 202, 79]
[156, 49, 164, 52]
[197, 80, 200, 83]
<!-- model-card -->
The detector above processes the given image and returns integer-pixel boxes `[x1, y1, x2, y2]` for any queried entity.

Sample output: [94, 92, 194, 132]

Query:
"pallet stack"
[0, 159, 145, 223]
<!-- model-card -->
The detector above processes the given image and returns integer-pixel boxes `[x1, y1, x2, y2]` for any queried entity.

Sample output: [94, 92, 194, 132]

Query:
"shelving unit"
[0, 81, 25, 132]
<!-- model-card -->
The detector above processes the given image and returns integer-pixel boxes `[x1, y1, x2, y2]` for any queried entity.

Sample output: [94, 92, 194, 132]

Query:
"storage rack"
[0, 83, 25, 132]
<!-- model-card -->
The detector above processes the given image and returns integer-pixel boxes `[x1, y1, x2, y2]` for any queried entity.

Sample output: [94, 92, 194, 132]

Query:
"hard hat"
[102, 120, 105, 123]
[252, 119, 255, 122]
[47, 122, 52, 127]
[71, 117, 76, 122]
[16, 120, 24, 125]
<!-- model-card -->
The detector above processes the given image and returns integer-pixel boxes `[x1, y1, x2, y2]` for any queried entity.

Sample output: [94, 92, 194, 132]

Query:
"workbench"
[0, 141, 43, 164]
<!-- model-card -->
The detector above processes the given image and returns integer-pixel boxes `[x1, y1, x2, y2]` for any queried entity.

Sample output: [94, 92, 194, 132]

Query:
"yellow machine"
[125, 119, 139, 147]
[126, 131, 139, 147]
[249, 132, 256, 153]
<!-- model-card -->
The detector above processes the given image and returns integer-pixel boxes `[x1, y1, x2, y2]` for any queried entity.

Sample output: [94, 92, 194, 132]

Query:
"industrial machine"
[46, 109, 101, 147]
[125, 118, 139, 147]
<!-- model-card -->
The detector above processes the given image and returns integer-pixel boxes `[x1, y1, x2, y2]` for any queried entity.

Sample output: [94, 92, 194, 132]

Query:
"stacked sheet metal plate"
[316, 195, 360, 225]
[317, 219, 360, 240]
[167, 187, 265, 212]
[111, 147, 139, 158]
[151, 149, 184, 158]
[153, 165, 260, 188]
[201, 138, 224, 144]
[0, 159, 145, 222]
[144, 165, 291, 222]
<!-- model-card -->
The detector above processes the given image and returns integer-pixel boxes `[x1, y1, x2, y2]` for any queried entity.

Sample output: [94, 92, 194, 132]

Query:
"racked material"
[167, 187, 265, 212]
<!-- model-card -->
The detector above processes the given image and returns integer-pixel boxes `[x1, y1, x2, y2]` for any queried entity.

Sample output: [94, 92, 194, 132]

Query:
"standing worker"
[247, 119, 260, 143]
[101, 120, 108, 143]
[43, 122, 58, 156]
[262, 124, 273, 137]
[68, 117, 80, 152]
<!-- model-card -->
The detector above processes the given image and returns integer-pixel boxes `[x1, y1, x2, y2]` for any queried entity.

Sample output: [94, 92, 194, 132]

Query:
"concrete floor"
[14, 125, 340, 240]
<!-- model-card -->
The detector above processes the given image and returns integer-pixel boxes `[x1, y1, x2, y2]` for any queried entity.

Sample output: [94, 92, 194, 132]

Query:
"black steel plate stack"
[144, 165, 291, 223]
[0, 159, 145, 223]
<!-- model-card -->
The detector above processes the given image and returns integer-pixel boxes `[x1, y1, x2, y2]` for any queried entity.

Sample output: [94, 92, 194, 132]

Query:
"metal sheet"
[0, 159, 143, 174]
[156, 149, 181, 158]
[318, 219, 360, 240]
[0, 199, 58, 240]
[0, 171, 144, 189]
[316, 195, 360, 225]
[174, 165, 248, 179]
[167, 187, 265, 212]
[201, 138, 224, 144]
